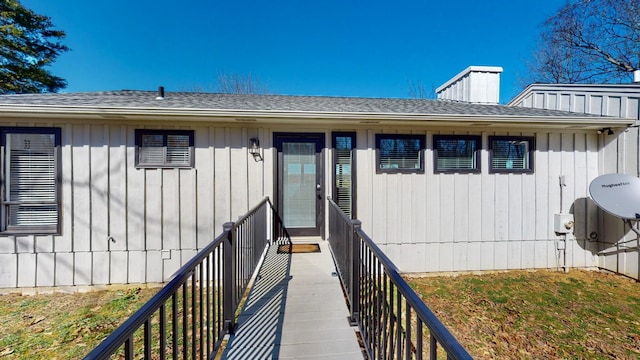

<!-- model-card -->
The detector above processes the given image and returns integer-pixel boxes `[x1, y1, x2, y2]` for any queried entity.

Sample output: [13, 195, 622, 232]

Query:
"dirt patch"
[0, 286, 158, 359]
[407, 269, 640, 359]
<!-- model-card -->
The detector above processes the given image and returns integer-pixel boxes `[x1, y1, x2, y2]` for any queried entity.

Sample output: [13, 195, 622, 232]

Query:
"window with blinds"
[135, 130, 194, 168]
[489, 136, 534, 173]
[333, 133, 355, 218]
[375, 134, 425, 174]
[434, 135, 481, 173]
[1, 128, 61, 233]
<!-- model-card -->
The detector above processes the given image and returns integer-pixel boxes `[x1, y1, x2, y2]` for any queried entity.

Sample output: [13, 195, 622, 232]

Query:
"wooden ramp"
[221, 238, 364, 359]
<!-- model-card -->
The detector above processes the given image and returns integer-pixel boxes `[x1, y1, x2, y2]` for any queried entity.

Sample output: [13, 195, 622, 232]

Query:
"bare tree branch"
[407, 80, 435, 99]
[527, 0, 640, 84]
[214, 72, 270, 94]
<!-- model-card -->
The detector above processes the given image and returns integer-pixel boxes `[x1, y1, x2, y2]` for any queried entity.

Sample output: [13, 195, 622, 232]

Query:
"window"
[489, 136, 534, 173]
[1, 127, 61, 234]
[375, 134, 425, 174]
[135, 130, 194, 168]
[434, 135, 481, 173]
[333, 132, 356, 218]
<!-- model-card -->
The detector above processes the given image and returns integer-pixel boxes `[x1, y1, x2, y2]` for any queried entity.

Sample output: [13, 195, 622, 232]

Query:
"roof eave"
[0, 105, 632, 129]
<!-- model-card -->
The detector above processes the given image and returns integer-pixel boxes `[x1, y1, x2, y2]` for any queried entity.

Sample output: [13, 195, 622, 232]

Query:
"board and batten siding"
[0, 119, 616, 288]
[0, 121, 267, 288]
[510, 84, 640, 280]
[356, 129, 600, 274]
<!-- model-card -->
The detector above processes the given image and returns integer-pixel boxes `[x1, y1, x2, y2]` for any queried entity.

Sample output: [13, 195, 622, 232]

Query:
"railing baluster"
[382, 266, 389, 359]
[191, 272, 197, 359]
[205, 255, 211, 358]
[389, 280, 395, 358]
[417, 318, 423, 360]
[396, 286, 402, 359]
[376, 259, 382, 359]
[199, 263, 204, 360]
[144, 319, 151, 360]
[430, 334, 437, 360]
[406, 299, 412, 359]
[159, 301, 166, 360]
[222, 221, 236, 334]
[124, 336, 133, 360]
[172, 293, 178, 360]
[182, 283, 188, 360]
[349, 219, 361, 325]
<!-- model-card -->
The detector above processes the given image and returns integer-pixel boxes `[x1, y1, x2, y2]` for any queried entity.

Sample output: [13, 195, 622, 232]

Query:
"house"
[509, 82, 640, 280]
[0, 67, 635, 289]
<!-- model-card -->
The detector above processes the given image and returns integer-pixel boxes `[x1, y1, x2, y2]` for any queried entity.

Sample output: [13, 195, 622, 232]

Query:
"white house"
[509, 82, 640, 280]
[0, 67, 635, 289]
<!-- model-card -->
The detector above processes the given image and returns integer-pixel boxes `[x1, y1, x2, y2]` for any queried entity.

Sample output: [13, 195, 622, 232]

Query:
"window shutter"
[5, 133, 57, 227]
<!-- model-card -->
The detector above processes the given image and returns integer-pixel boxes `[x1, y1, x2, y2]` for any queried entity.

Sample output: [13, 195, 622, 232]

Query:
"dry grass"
[0, 287, 158, 359]
[2, 269, 639, 359]
[407, 269, 640, 359]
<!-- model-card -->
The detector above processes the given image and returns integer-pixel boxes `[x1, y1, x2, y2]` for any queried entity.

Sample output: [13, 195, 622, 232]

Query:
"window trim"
[488, 136, 535, 174]
[0, 127, 62, 235]
[135, 129, 195, 168]
[375, 134, 425, 174]
[433, 134, 481, 174]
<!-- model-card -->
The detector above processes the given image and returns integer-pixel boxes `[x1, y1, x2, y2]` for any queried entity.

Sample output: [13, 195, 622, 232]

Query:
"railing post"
[223, 221, 236, 334]
[349, 219, 362, 326]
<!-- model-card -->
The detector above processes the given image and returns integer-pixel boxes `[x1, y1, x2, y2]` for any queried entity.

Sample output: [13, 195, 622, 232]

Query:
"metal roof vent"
[634, 70, 640, 83]
[156, 86, 165, 100]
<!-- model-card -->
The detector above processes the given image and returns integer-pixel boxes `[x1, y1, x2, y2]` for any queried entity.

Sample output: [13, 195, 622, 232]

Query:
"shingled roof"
[0, 90, 603, 118]
[1, 90, 634, 130]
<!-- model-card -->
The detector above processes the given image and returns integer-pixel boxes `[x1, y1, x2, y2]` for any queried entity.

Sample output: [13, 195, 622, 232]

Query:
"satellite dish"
[589, 173, 640, 220]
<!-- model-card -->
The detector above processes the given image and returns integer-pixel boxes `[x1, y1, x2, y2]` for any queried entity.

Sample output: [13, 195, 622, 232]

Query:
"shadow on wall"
[572, 197, 640, 276]
[570, 197, 602, 255]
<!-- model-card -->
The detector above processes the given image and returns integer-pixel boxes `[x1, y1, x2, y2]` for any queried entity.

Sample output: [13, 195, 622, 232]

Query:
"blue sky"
[22, 0, 565, 103]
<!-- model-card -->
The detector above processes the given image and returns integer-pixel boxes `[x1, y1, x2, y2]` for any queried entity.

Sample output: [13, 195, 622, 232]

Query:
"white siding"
[0, 122, 266, 287]
[0, 116, 623, 288]
[510, 84, 640, 280]
[356, 129, 599, 274]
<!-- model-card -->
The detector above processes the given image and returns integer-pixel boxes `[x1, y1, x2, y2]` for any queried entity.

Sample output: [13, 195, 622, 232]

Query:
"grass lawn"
[0, 287, 158, 359]
[407, 269, 640, 359]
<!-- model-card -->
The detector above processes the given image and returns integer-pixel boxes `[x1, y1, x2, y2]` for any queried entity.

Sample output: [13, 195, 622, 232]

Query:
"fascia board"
[0, 105, 633, 129]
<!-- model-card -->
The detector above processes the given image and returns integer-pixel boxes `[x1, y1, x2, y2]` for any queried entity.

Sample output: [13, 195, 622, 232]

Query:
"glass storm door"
[274, 133, 324, 236]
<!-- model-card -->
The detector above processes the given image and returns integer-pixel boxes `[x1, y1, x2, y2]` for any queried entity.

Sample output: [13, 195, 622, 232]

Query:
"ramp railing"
[328, 197, 472, 360]
[84, 197, 289, 360]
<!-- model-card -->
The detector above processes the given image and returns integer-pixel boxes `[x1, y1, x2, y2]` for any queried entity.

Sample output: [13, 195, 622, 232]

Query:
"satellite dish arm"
[624, 219, 640, 237]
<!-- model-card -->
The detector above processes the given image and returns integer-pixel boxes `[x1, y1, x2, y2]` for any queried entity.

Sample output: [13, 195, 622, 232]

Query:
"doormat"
[277, 243, 321, 254]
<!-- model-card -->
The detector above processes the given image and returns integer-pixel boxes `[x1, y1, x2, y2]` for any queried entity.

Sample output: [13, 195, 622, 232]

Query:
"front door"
[274, 133, 324, 237]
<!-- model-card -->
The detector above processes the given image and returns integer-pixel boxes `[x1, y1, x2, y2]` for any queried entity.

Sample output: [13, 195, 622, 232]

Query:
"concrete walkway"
[221, 238, 364, 359]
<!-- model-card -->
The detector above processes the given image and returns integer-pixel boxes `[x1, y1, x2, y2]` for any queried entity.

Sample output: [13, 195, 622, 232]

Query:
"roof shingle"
[0, 90, 602, 118]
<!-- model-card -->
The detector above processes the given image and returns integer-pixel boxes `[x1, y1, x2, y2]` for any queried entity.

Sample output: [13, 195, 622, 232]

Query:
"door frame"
[273, 132, 325, 237]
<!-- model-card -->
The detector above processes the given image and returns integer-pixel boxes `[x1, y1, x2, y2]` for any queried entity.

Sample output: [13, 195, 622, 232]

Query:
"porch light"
[249, 137, 263, 162]
[597, 127, 614, 135]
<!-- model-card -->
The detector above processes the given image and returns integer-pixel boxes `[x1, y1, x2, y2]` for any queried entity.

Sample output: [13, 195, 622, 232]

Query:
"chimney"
[436, 66, 503, 104]
[156, 86, 165, 100]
